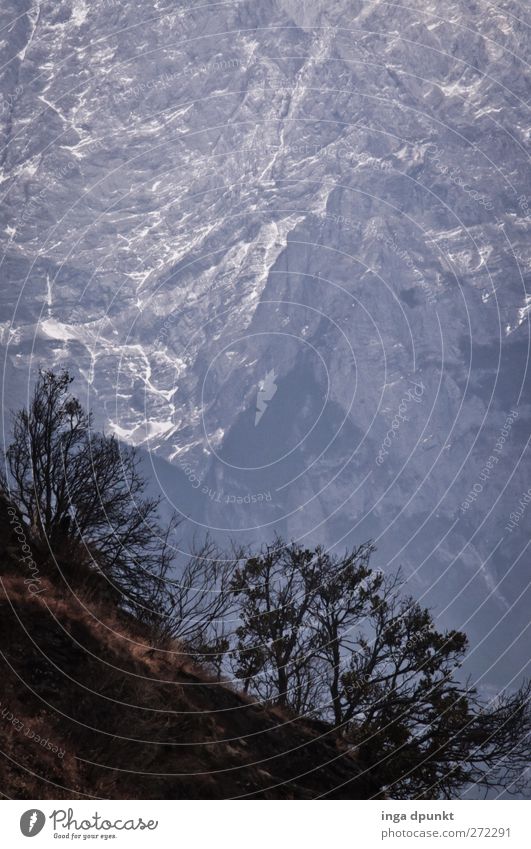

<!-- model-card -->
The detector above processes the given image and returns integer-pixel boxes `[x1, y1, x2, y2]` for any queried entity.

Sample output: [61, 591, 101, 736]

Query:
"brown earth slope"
[0, 502, 379, 800]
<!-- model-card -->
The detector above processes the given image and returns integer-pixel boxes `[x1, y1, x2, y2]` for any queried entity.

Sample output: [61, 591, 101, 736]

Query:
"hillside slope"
[0, 505, 378, 800]
[1, 0, 530, 690]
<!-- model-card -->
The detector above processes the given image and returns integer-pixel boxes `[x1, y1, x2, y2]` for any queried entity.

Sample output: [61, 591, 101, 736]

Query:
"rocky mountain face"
[1, 1, 530, 689]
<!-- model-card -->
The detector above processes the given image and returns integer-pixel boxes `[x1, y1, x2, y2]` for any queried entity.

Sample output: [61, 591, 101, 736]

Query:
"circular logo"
[20, 810, 46, 837]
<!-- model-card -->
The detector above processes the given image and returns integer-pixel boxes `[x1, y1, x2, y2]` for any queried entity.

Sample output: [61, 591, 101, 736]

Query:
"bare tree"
[3, 374, 528, 798]
[1, 370, 176, 616]
[229, 537, 324, 706]
[310, 541, 379, 724]
[153, 537, 241, 677]
[316, 553, 530, 798]
[231, 537, 531, 798]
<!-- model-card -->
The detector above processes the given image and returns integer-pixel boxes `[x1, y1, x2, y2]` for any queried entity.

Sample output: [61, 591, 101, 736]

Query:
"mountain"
[1, 0, 530, 693]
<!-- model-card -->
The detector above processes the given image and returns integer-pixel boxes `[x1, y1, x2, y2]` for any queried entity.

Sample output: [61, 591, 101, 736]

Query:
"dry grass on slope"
[0, 544, 379, 800]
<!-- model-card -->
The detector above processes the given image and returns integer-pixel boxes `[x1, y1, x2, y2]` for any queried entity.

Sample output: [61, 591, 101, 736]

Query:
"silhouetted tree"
[0, 370, 175, 616]
[153, 536, 240, 677]
[339, 592, 531, 798]
[310, 541, 381, 724]
[2, 372, 529, 798]
[231, 538, 531, 798]
[230, 537, 323, 707]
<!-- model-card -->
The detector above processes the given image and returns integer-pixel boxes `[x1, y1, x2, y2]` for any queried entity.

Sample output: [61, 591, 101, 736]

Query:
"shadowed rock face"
[1, 1, 530, 690]
[0, 516, 377, 800]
